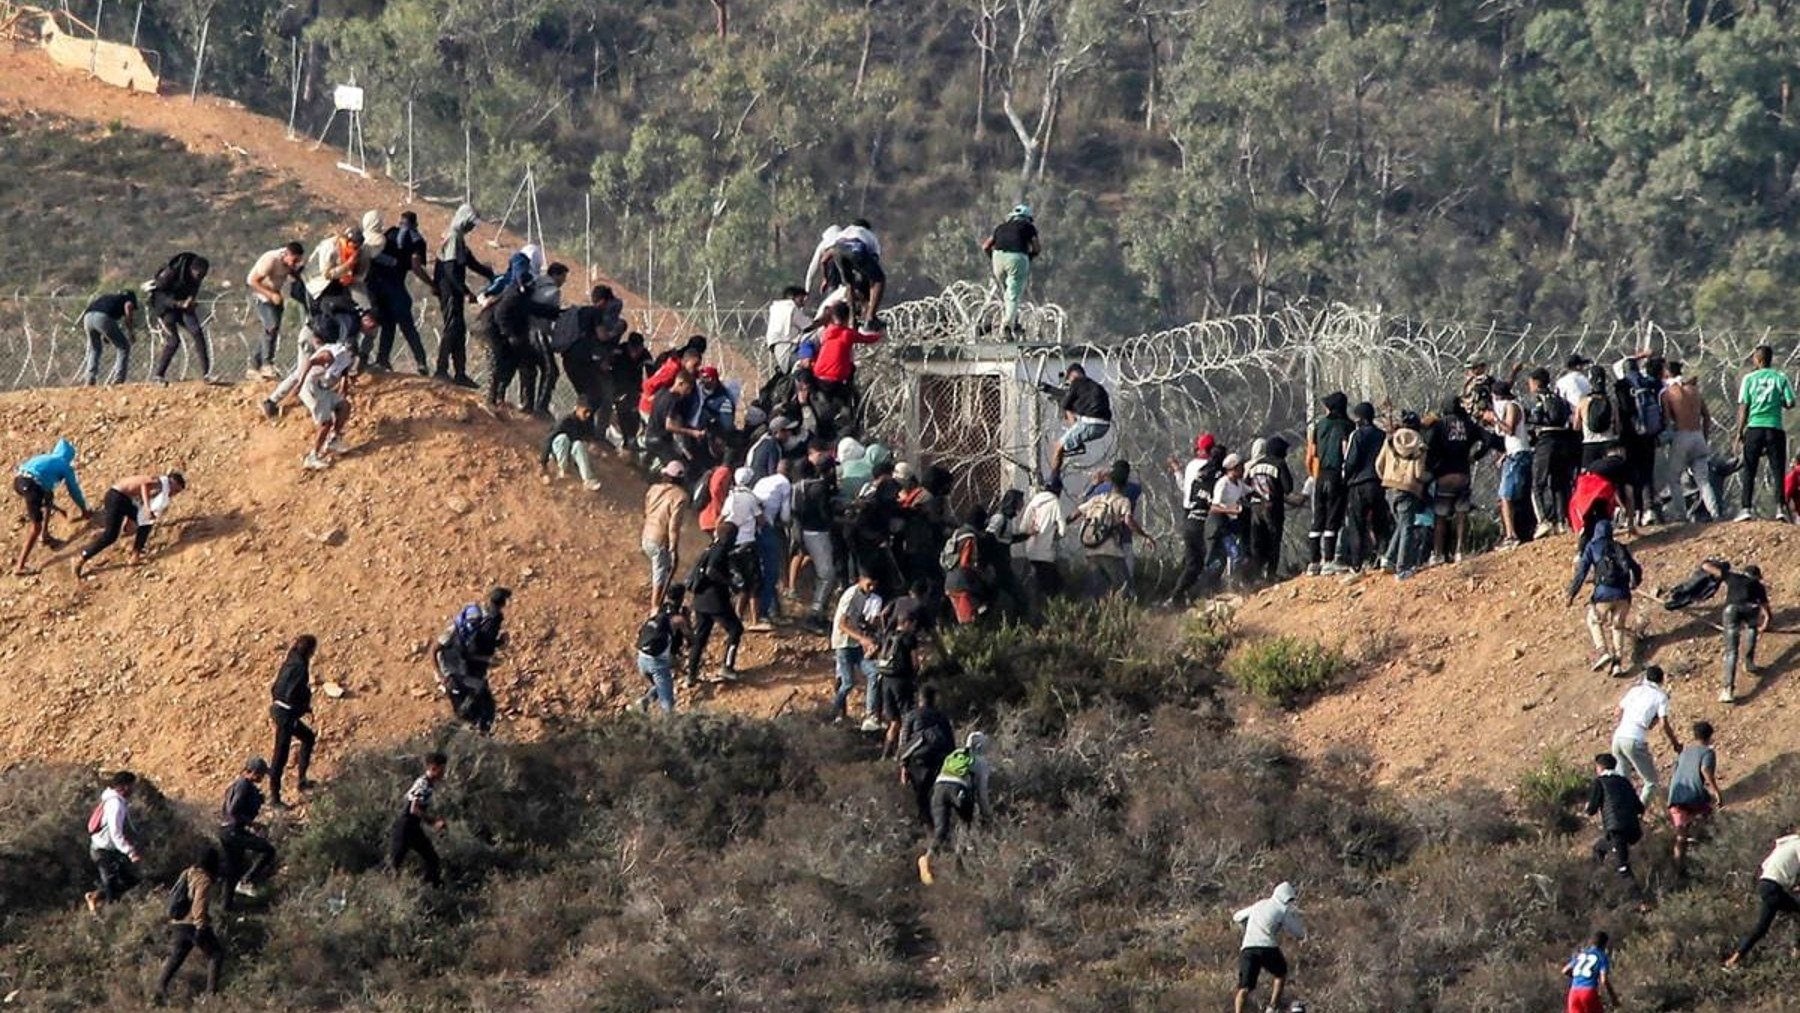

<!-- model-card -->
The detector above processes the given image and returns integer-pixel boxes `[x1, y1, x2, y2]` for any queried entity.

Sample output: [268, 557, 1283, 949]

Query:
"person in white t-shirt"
[297, 329, 362, 471]
[752, 462, 793, 623]
[721, 467, 768, 628]
[1491, 380, 1533, 548]
[1205, 454, 1248, 586]
[1020, 477, 1066, 601]
[764, 286, 813, 374]
[1556, 354, 1594, 414]
[1611, 666, 1682, 807]
[1724, 830, 1800, 968]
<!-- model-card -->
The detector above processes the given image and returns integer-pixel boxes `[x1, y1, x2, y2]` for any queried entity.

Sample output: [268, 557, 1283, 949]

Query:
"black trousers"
[928, 780, 975, 853]
[92, 847, 139, 901]
[151, 299, 211, 378]
[435, 285, 470, 377]
[565, 352, 609, 411]
[688, 608, 744, 678]
[269, 705, 315, 800]
[81, 488, 150, 560]
[1737, 877, 1800, 959]
[1249, 506, 1284, 582]
[1343, 481, 1391, 569]
[1029, 560, 1062, 601]
[904, 758, 939, 824]
[532, 336, 559, 414]
[1743, 426, 1787, 510]
[218, 825, 276, 894]
[156, 924, 222, 997]
[388, 815, 441, 886]
[1591, 824, 1642, 873]
[1309, 472, 1346, 564]
[372, 282, 428, 370]
[447, 675, 495, 734]
[1169, 516, 1209, 600]
[1533, 432, 1578, 529]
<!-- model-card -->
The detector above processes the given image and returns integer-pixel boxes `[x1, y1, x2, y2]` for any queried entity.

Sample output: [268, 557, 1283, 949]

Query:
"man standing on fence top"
[982, 203, 1040, 338]
[1734, 344, 1795, 521]
[245, 241, 306, 381]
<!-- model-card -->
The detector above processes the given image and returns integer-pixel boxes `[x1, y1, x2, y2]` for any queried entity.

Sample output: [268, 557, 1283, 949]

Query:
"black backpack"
[1594, 541, 1635, 590]
[637, 611, 673, 656]
[1532, 391, 1571, 430]
[166, 873, 192, 921]
[1585, 395, 1614, 436]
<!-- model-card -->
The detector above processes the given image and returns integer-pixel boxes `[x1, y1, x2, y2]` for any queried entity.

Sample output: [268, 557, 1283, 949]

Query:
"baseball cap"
[1565, 354, 1592, 369]
[734, 466, 755, 486]
[662, 460, 686, 479]
[698, 365, 721, 381]
[769, 415, 798, 433]
[1195, 433, 1216, 454]
[1222, 453, 1242, 469]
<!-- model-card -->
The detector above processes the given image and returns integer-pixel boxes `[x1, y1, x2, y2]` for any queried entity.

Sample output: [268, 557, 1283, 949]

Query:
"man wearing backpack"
[148, 251, 219, 385]
[898, 685, 955, 822]
[1614, 354, 1664, 527]
[686, 522, 745, 686]
[1527, 367, 1578, 538]
[637, 583, 692, 714]
[1579, 364, 1620, 470]
[1076, 460, 1154, 598]
[153, 845, 224, 1002]
[918, 731, 993, 885]
[1566, 519, 1641, 677]
[84, 770, 141, 913]
[217, 758, 276, 906]
[1305, 392, 1353, 575]
[1734, 344, 1796, 521]
[432, 587, 511, 734]
[1376, 412, 1429, 575]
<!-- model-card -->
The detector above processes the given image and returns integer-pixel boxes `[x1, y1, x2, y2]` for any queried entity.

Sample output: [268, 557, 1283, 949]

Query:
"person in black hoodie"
[1339, 402, 1390, 572]
[1587, 752, 1646, 877]
[486, 276, 561, 411]
[1427, 396, 1483, 565]
[1166, 434, 1225, 604]
[1244, 436, 1297, 584]
[218, 758, 275, 905]
[540, 403, 605, 490]
[897, 684, 955, 824]
[268, 635, 317, 808]
[148, 252, 216, 384]
[433, 203, 494, 387]
[1306, 392, 1353, 575]
[687, 522, 745, 686]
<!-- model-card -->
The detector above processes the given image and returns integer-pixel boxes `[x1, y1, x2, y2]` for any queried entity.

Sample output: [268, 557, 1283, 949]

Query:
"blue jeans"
[1385, 491, 1423, 570]
[832, 645, 877, 718]
[637, 653, 673, 713]
[755, 525, 785, 619]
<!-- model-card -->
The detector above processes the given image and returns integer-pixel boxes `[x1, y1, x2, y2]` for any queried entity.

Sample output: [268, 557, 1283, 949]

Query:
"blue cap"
[796, 341, 819, 361]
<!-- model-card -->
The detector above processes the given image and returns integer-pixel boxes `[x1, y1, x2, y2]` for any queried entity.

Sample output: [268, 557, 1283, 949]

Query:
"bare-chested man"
[1660, 361, 1719, 522]
[74, 472, 187, 577]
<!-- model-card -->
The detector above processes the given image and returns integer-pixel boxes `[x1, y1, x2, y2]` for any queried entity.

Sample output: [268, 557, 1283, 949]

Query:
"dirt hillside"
[1236, 522, 1800, 797]
[0, 380, 817, 798]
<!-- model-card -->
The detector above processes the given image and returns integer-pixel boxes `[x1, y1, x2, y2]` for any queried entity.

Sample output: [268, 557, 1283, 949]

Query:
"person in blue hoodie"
[13, 438, 90, 575]
[1566, 518, 1642, 677]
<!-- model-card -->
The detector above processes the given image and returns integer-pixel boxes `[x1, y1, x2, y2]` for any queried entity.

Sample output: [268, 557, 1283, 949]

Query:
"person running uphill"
[389, 752, 449, 887]
[217, 758, 276, 904]
[1561, 931, 1620, 1013]
[1586, 753, 1645, 878]
[1719, 563, 1771, 704]
[1611, 666, 1681, 808]
[1232, 881, 1306, 1013]
[918, 731, 992, 885]
[153, 846, 225, 1003]
[1724, 829, 1800, 968]
[74, 472, 185, 578]
[14, 438, 90, 575]
[84, 770, 141, 913]
[1566, 519, 1641, 677]
[1668, 721, 1722, 872]
[268, 635, 318, 807]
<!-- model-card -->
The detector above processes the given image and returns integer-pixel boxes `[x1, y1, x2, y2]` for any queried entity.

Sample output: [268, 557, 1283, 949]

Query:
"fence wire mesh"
[4, 284, 1795, 567]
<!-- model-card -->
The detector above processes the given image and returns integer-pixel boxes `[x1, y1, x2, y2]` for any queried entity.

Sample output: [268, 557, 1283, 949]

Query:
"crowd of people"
[33, 194, 1800, 1007]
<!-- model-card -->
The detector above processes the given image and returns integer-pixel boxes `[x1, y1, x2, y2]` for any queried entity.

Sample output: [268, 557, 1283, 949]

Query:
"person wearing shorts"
[13, 437, 91, 575]
[1232, 881, 1305, 1013]
[1667, 721, 1721, 871]
[297, 326, 362, 471]
[1561, 932, 1619, 1013]
[1042, 364, 1113, 479]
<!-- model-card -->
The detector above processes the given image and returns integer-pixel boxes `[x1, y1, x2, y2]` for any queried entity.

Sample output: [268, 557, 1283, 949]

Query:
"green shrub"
[1515, 752, 1591, 834]
[1224, 636, 1344, 707]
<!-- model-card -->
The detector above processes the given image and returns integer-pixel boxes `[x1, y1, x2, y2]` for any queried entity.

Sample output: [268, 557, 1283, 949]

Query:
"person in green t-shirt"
[1735, 344, 1796, 520]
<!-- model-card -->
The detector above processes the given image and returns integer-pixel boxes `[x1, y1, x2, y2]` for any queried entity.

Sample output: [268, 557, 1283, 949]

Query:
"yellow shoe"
[918, 853, 934, 885]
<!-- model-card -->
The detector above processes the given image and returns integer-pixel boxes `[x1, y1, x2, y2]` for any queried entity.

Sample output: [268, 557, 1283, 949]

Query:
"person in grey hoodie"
[1233, 881, 1306, 1013]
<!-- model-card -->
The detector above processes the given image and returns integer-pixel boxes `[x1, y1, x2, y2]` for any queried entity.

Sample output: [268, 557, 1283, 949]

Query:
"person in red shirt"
[637, 337, 706, 417]
[1783, 452, 1800, 519]
[812, 303, 881, 436]
[698, 462, 732, 535]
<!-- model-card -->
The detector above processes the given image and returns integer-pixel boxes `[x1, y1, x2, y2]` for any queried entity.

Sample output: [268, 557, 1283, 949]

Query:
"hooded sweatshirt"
[1427, 398, 1476, 478]
[437, 203, 492, 297]
[18, 439, 88, 511]
[838, 438, 872, 501]
[1312, 394, 1351, 473]
[1343, 409, 1385, 486]
[1569, 520, 1639, 603]
[1246, 437, 1294, 512]
[1376, 427, 1428, 498]
[1234, 882, 1306, 950]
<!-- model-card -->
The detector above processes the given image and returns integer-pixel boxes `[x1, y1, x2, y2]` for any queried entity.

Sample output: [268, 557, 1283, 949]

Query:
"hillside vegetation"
[90, 0, 1800, 336]
[4, 605, 1798, 1011]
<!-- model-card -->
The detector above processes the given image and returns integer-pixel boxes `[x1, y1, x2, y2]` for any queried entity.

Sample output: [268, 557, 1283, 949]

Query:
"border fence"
[4, 285, 1795, 567]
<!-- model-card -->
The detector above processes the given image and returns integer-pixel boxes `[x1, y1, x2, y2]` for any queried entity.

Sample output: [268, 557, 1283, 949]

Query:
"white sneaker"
[556, 462, 568, 480]
[859, 715, 885, 732]
[583, 479, 603, 491]
[302, 453, 332, 471]
[1532, 522, 1554, 539]
[1735, 509, 1754, 522]
[233, 883, 260, 899]
[326, 437, 351, 455]
[1719, 689, 1736, 704]
[1590, 653, 1615, 672]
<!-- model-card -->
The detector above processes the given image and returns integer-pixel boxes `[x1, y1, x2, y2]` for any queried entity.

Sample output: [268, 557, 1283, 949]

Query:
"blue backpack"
[1630, 374, 1663, 436]
[452, 604, 488, 651]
